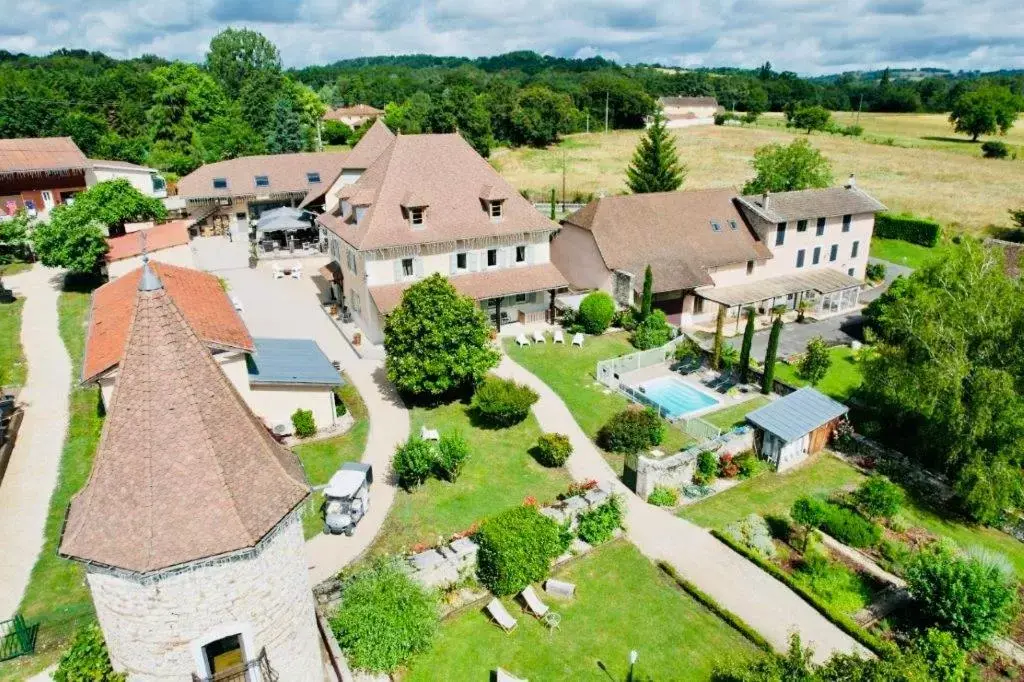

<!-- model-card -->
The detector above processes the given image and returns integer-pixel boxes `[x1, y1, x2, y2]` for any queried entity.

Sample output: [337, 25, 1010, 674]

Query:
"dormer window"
[489, 201, 503, 219]
[213, 178, 228, 190]
[354, 206, 366, 224]
[710, 221, 721, 232]
[340, 200, 351, 217]
[307, 172, 321, 184]
[409, 207, 425, 227]
[254, 175, 269, 188]
[728, 220, 738, 231]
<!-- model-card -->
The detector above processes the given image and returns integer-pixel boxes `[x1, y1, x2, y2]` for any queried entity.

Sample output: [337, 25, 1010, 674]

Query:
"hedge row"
[874, 212, 941, 247]
[710, 530, 895, 658]
[657, 562, 774, 653]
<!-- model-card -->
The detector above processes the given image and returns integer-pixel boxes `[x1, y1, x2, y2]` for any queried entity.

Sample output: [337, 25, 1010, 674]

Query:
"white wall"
[749, 212, 874, 281]
[88, 166, 166, 198]
[107, 244, 196, 279]
[247, 384, 336, 431]
[323, 170, 365, 214]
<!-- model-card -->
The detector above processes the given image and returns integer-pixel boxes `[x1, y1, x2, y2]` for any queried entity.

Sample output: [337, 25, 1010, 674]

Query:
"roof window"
[254, 175, 269, 188]
[728, 220, 738, 231]
[212, 178, 228, 189]
[307, 172, 321, 184]
[711, 221, 722, 232]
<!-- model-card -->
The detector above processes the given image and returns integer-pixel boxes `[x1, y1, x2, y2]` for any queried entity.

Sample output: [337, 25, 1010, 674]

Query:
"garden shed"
[745, 387, 847, 471]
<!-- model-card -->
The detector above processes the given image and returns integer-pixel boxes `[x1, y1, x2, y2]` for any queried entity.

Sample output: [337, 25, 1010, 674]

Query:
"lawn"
[405, 540, 762, 681]
[0, 261, 31, 276]
[370, 398, 572, 556]
[0, 297, 26, 387]
[870, 237, 945, 270]
[775, 346, 864, 401]
[703, 396, 772, 432]
[0, 286, 101, 681]
[293, 380, 370, 539]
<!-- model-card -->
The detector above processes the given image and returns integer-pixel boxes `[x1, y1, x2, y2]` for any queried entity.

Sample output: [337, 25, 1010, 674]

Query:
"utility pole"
[316, 120, 323, 152]
[604, 91, 610, 134]
[561, 149, 567, 212]
[586, 109, 590, 134]
[855, 94, 864, 125]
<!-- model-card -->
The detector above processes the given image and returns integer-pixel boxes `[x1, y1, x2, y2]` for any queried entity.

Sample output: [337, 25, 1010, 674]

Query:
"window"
[203, 634, 244, 676]
[796, 249, 806, 268]
[693, 296, 705, 314]
[354, 206, 366, 224]
[490, 201, 503, 218]
[402, 258, 414, 278]
[746, 260, 754, 275]
[307, 172, 321, 184]
[409, 207, 424, 227]
[340, 200, 351, 217]
[487, 249, 498, 267]
[515, 245, 527, 263]
[851, 240, 860, 258]
[152, 176, 166, 192]
[514, 293, 528, 303]
[711, 220, 722, 232]
[816, 217, 826, 236]
[350, 290, 361, 312]
[797, 219, 808, 232]
[347, 251, 357, 275]
[254, 175, 269, 188]
[775, 222, 786, 246]
[457, 252, 467, 270]
[728, 220, 739, 231]
[829, 244, 838, 262]
[842, 214, 852, 232]
[848, 267, 855, 276]
[212, 178, 228, 189]
[812, 246, 821, 265]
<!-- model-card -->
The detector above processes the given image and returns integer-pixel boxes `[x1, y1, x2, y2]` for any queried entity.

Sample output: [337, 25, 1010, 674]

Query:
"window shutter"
[414, 258, 424, 277]
[468, 251, 479, 271]
[526, 245, 535, 265]
[449, 252, 457, 274]
[502, 247, 513, 268]
[393, 259, 402, 282]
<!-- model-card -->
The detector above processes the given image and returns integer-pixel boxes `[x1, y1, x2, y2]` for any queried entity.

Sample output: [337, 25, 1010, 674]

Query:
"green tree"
[205, 28, 282, 98]
[322, 119, 352, 145]
[712, 305, 726, 369]
[915, 628, 969, 682]
[196, 111, 266, 162]
[427, 85, 494, 157]
[475, 504, 564, 596]
[66, 179, 166, 235]
[799, 336, 831, 385]
[59, 111, 111, 157]
[738, 308, 755, 383]
[578, 290, 616, 334]
[625, 110, 686, 193]
[787, 104, 832, 134]
[384, 274, 499, 397]
[31, 214, 108, 273]
[761, 315, 782, 394]
[949, 85, 1022, 141]
[640, 265, 653, 320]
[509, 85, 579, 147]
[549, 188, 556, 220]
[743, 139, 833, 195]
[631, 309, 672, 350]
[853, 475, 904, 520]
[0, 211, 31, 264]
[383, 92, 432, 134]
[238, 68, 287, 135]
[266, 99, 305, 154]
[54, 624, 126, 682]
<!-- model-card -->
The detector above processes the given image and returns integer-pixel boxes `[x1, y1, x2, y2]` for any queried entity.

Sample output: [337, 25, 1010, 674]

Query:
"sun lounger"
[553, 329, 565, 344]
[486, 598, 518, 633]
[515, 334, 530, 347]
[519, 585, 549, 618]
[572, 332, 584, 348]
[532, 329, 546, 344]
[272, 264, 284, 280]
[544, 579, 576, 598]
[496, 668, 528, 682]
[420, 425, 440, 441]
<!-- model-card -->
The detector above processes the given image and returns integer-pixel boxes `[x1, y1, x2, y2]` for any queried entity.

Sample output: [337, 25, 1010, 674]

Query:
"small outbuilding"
[746, 387, 848, 471]
[247, 337, 344, 432]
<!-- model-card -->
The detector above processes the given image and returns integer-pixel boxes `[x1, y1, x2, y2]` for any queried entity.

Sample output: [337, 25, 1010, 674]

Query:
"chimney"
[761, 191, 770, 210]
[846, 173, 856, 189]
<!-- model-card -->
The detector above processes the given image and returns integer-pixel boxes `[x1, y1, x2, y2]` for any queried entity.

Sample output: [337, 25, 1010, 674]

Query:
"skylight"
[728, 220, 738, 230]
[711, 221, 722, 232]
[254, 175, 269, 187]
[212, 178, 228, 189]
[307, 172, 321, 184]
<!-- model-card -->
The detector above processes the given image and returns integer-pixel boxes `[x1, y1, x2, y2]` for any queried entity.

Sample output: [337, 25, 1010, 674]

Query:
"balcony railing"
[192, 647, 278, 682]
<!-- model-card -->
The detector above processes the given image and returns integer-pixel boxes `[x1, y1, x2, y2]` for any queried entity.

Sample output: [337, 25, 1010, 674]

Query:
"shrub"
[714, 111, 735, 126]
[334, 387, 349, 417]
[475, 505, 564, 595]
[982, 140, 1009, 159]
[741, 111, 760, 125]
[613, 307, 638, 331]
[577, 291, 616, 334]
[821, 505, 883, 548]
[840, 124, 864, 137]
[724, 514, 777, 558]
[798, 336, 831, 385]
[673, 336, 702, 364]
[576, 495, 624, 544]
[796, 544, 872, 614]
[734, 450, 762, 478]
[875, 211, 941, 247]
[717, 453, 740, 478]
[394, 436, 436, 489]
[693, 450, 718, 485]
[631, 309, 673, 350]
[597, 406, 664, 454]
[865, 261, 886, 282]
[54, 625, 126, 682]
[647, 485, 679, 506]
[435, 430, 470, 481]
[291, 408, 316, 438]
[534, 433, 572, 467]
[470, 376, 538, 427]
[330, 560, 438, 673]
[916, 627, 970, 682]
[853, 475, 904, 520]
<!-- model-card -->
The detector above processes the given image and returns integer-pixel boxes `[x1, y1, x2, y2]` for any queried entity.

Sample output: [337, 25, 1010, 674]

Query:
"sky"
[0, 0, 1022, 75]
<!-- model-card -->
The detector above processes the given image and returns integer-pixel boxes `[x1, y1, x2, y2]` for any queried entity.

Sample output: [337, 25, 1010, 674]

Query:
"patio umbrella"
[255, 207, 312, 235]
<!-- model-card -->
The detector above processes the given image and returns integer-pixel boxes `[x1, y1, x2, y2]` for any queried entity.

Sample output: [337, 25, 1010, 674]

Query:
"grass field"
[775, 346, 865, 401]
[0, 262, 31, 276]
[703, 396, 772, 432]
[0, 298, 26, 387]
[869, 237, 945, 270]
[492, 113, 1024, 233]
[405, 540, 762, 681]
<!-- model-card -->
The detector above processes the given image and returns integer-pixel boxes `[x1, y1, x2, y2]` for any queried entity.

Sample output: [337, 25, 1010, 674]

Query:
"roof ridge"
[351, 137, 401, 249]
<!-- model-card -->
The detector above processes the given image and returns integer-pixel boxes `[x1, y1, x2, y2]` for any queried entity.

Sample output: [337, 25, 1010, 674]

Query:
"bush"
[54, 625, 126, 682]
[475, 504, 563, 595]
[647, 485, 679, 506]
[534, 433, 572, 467]
[631, 309, 673, 350]
[330, 560, 438, 673]
[435, 430, 470, 481]
[576, 495, 624, 544]
[724, 514, 777, 558]
[798, 336, 831, 385]
[714, 111, 735, 126]
[717, 453, 739, 478]
[693, 450, 718, 485]
[613, 307, 638, 331]
[577, 291, 616, 334]
[981, 140, 1009, 159]
[470, 376, 538, 427]
[840, 124, 864, 137]
[791, 496, 882, 548]
[333, 387, 349, 417]
[741, 111, 760, 125]
[916, 627, 970, 682]
[674, 336, 702, 364]
[853, 475, 904, 519]
[394, 436, 436, 489]
[865, 261, 886, 282]
[291, 408, 316, 438]
[875, 211, 941, 247]
[597, 406, 664, 454]
[322, 119, 352, 145]
[734, 450, 762, 479]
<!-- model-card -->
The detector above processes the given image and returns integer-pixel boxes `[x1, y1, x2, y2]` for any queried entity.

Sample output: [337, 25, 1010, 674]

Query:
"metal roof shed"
[247, 338, 343, 386]
[746, 387, 848, 471]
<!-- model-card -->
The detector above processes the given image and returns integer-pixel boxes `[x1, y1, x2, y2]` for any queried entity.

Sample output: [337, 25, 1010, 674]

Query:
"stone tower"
[59, 261, 323, 681]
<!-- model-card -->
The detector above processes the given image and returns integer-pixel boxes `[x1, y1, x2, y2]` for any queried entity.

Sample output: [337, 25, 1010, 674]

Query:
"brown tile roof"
[84, 263, 254, 382]
[737, 186, 886, 223]
[60, 274, 308, 573]
[562, 189, 773, 292]
[324, 104, 384, 121]
[369, 263, 567, 313]
[298, 120, 395, 210]
[317, 132, 557, 251]
[105, 221, 192, 263]
[659, 96, 720, 108]
[177, 152, 348, 201]
[985, 238, 1024, 278]
[0, 137, 89, 176]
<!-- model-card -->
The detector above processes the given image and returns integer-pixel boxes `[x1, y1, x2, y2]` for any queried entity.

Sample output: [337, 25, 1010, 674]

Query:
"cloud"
[0, 0, 1019, 74]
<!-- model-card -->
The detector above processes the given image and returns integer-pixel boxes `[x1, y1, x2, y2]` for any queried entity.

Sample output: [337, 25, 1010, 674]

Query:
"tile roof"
[105, 221, 192, 263]
[84, 263, 253, 382]
[369, 263, 567, 313]
[737, 186, 886, 223]
[324, 104, 384, 121]
[562, 189, 773, 292]
[318, 132, 558, 251]
[176, 152, 349, 201]
[298, 119, 395, 210]
[248, 337, 344, 386]
[60, 276, 309, 574]
[745, 387, 848, 443]
[659, 96, 720, 108]
[0, 137, 89, 176]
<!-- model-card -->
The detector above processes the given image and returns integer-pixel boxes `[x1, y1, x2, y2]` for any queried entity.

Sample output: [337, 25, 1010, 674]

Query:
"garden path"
[496, 353, 869, 663]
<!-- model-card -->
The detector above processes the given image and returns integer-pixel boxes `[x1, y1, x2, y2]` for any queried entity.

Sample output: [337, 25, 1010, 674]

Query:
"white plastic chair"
[496, 668, 528, 682]
[532, 329, 546, 344]
[291, 262, 303, 279]
[553, 329, 565, 344]
[486, 598, 518, 633]
[272, 264, 284, 280]
[420, 425, 440, 441]
[515, 334, 530, 347]
[572, 333, 584, 348]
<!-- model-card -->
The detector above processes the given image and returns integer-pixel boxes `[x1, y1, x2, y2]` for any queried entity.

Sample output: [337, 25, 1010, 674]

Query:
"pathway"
[0, 265, 71, 620]
[495, 353, 868, 662]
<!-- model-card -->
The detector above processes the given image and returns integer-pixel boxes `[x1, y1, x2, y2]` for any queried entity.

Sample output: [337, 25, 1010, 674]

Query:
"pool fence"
[596, 336, 688, 389]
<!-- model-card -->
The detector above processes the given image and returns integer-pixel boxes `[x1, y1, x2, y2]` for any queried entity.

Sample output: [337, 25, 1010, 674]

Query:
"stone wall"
[633, 429, 754, 499]
[88, 514, 323, 682]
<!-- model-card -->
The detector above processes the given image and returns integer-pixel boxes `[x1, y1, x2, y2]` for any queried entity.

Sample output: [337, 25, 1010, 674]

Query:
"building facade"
[0, 137, 89, 218]
[87, 159, 167, 198]
[324, 103, 384, 128]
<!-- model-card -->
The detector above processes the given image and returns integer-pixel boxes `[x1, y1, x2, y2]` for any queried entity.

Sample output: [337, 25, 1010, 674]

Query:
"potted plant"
[248, 242, 258, 269]
[797, 298, 812, 322]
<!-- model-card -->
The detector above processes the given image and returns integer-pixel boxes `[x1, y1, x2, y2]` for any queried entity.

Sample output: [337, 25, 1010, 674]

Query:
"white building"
[87, 159, 167, 198]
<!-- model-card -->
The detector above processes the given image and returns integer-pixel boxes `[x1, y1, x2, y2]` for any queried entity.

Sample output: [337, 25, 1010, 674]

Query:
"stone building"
[59, 260, 323, 681]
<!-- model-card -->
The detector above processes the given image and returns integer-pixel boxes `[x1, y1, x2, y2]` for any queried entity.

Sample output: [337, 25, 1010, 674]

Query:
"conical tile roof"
[60, 266, 309, 574]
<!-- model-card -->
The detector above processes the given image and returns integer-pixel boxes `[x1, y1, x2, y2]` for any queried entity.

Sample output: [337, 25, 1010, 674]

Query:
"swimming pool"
[635, 376, 720, 419]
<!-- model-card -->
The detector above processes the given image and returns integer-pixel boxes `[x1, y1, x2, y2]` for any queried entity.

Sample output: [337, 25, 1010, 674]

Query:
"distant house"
[324, 103, 385, 128]
[551, 181, 885, 329]
[657, 96, 723, 127]
[87, 158, 167, 198]
[0, 137, 89, 218]
[746, 387, 848, 471]
[105, 220, 196, 279]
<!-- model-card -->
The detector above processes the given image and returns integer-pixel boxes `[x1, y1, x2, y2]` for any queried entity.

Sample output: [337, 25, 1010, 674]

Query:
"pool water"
[636, 376, 719, 419]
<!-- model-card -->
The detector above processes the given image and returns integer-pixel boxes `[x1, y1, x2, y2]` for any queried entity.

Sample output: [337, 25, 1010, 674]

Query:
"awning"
[696, 269, 862, 307]
[318, 261, 342, 282]
[255, 207, 313, 234]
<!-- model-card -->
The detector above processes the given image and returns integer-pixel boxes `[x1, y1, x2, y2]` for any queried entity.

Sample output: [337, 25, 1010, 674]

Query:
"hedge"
[710, 529, 895, 658]
[874, 211, 941, 247]
[657, 561, 774, 653]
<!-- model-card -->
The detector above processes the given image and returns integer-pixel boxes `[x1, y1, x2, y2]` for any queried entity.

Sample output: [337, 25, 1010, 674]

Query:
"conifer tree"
[712, 305, 726, 369]
[549, 188, 556, 221]
[738, 307, 755, 383]
[625, 111, 686, 194]
[640, 265, 653, 320]
[266, 99, 305, 153]
[762, 316, 783, 394]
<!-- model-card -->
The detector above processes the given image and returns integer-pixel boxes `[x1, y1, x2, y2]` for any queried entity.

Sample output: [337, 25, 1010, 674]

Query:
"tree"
[31, 214, 108, 274]
[742, 139, 833, 195]
[475, 504, 564, 596]
[383, 92, 432, 135]
[949, 85, 1022, 141]
[0, 211, 31, 264]
[266, 99, 305, 154]
[64, 179, 166, 236]
[761, 315, 782, 394]
[640, 265, 653, 320]
[625, 110, 686, 194]
[59, 111, 110, 157]
[510, 85, 579, 147]
[578, 291, 616, 334]
[853, 475, 904, 520]
[322, 119, 352, 145]
[427, 85, 494, 157]
[798, 336, 831, 385]
[54, 624, 126, 682]
[197, 112, 266, 162]
[549, 188, 556, 221]
[738, 308, 755, 383]
[712, 306, 726, 369]
[632, 309, 672, 350]
[384, 274, 499, 397]
[205, 28, 282, 98]
[787, 105, 832, 134]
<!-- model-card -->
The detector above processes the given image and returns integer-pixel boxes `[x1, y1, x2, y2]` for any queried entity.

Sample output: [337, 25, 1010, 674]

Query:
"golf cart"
[322, 462, 373, 536]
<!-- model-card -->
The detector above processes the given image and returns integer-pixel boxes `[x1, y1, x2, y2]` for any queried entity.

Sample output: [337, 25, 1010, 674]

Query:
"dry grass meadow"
[491, 112, 1024, 233]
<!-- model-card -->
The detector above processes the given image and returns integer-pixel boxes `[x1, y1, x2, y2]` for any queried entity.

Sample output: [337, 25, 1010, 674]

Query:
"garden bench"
[515, 334, 530, 347]
[486, 598, 518, 633]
